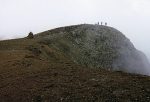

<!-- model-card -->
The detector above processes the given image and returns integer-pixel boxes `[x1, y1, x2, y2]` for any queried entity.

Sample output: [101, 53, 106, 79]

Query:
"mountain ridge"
[0, 24, 150, 101]
[35, 24, 150, 75]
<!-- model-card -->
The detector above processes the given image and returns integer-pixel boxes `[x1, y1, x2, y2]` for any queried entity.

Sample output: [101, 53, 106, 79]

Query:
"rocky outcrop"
[36, 24, 150, 75]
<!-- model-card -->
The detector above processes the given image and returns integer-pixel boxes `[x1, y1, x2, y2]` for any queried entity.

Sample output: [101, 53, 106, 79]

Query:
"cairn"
[27, 32, 34, 39]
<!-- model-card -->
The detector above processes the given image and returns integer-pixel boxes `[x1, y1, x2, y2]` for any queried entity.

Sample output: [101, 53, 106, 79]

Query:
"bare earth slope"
[0, 24, 150, 102]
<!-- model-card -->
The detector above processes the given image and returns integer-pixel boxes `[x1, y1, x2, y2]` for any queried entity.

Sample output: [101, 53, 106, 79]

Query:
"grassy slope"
[0, 37, 150, 102]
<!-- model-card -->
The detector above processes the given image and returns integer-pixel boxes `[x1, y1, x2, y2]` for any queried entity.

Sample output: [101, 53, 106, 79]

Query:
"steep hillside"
[35, 24, 150, 75]
[0, 24, 150, 102]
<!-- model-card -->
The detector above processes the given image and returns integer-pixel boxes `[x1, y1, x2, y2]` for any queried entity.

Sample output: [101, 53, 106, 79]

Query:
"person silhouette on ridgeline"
[101, 22, 103, 25]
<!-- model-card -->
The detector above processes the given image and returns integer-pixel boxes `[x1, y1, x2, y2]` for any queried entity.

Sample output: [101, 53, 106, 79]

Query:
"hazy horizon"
[0, 0, 150, 60]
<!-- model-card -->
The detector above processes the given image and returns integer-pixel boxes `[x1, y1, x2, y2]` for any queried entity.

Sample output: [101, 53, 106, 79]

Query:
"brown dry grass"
[0, 38, 150, 102]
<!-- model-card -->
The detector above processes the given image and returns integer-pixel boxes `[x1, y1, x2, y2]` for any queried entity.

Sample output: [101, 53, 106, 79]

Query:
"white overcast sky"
[0, 0, 150, 59]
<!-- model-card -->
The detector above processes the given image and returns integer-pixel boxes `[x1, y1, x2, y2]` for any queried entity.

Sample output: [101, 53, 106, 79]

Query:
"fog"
[0, 0, 150, 61]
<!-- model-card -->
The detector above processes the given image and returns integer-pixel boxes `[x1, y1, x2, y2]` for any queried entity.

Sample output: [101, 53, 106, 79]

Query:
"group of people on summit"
[96, 22, 107, 26]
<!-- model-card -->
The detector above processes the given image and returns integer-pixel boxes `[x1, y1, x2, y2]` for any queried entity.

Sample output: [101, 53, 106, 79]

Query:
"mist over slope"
[36, 24, 150, 75]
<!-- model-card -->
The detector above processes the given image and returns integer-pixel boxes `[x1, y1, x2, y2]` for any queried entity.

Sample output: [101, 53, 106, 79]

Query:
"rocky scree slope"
[36, 24, 150, 75]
